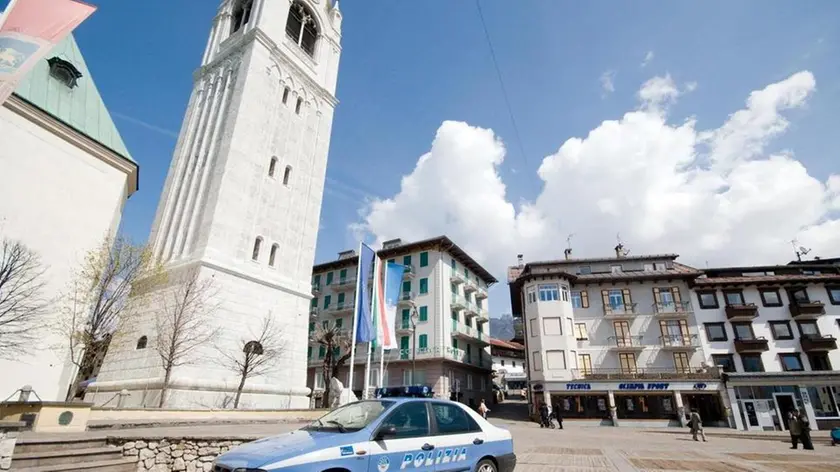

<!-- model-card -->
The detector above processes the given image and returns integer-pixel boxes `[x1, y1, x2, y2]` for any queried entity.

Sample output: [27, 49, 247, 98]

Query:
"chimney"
[564, 248, 572, 260]
[614, 243, 624, 258]
[517, 254, 524, 267]
[382, 238, 403, 249]
[338, 249, 357, 260]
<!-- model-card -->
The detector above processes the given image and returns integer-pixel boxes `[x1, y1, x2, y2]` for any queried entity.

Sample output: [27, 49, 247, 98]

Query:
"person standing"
[788, 411, 802, 449]
[689, 409, 707, 442]
[553, 403, 564, 429]
[798, 410, 814, 450]
[478, 399, 490, 420]
[539, 402, 550, 428]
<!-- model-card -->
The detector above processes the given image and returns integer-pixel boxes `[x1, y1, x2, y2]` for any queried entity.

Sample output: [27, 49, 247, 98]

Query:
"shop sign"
[618, 382, 669, 390]
[565, 383, 591, 390]
[693, 383, 707, 390]
[532, 384, 544, 392]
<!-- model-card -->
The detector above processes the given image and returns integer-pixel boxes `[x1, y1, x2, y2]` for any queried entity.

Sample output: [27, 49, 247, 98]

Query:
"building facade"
[90, 0, 342, 409]
[0, 34, 138, 401]
[308, 236, 496, 409]
[510, 250, 727, 428]
[691, 264, 840, 431]
[490, 339, 527, 392]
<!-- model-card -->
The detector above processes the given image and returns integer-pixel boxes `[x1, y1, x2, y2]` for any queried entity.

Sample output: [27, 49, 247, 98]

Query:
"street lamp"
[410, 306, 419, 385]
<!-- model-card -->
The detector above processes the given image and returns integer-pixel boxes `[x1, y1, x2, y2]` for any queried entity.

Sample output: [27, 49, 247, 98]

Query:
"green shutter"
[419, 306, 428, 321]
[311, 297, 318, 308]
[333, 347, 340, 358]
[337, 293, 345, 304]
[402, 309, 410, 329]
[451, 283, 457, 294]
[388, 259, 395, 264]
[324, 295, 331, 309]
[314, 274, 321, 285]
[419, 334, 428, 349]
[420, 278, 428, 294]
[336, 318, 343, 328]
[464, 267, 468, 277]
[322, 320, 329, 329]
[339, 268, 347, 280]
[308, 346, 312, 358]
[309, 322, 315, 332]
[451, 258, 457, 270]
[400, 336, 410, 349]
[451, 310, 458, 321]
[452, 339, 458, 349]
[403, 255, 412, 266]
[420, 252, 429, 267]
[318, 346, 325, 358]
[326, 272, 333, 285]
[402, 280, 411, 292]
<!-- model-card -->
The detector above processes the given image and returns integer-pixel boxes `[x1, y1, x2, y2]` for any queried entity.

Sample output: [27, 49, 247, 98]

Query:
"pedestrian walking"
[788, 411, 802, 449]
[478, 399, 490, 420]
[539, 402, 550, 428]
[689, 409, 706, 442]
[552, 403, 564, 429]
[798, 410, 814, 450]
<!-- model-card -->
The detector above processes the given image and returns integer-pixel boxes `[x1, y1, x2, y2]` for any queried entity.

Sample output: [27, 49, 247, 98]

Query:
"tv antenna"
[564, 234, 574, 259]
[791, 239, 811, 262]
[615, 233, 630, 257]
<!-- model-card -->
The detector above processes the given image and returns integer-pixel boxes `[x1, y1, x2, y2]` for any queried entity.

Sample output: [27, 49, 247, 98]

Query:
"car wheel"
[476, 458, 497, 472]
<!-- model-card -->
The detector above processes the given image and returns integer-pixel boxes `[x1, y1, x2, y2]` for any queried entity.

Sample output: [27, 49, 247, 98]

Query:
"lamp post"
[410, 306, 419, 385]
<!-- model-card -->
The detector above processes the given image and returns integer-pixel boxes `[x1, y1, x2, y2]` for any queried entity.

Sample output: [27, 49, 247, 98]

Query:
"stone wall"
[112, 438, 245, 472]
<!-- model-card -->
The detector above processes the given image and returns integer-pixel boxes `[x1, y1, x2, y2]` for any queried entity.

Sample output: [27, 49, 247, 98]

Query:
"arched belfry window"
[283, 166, 292, 186]
[268, 157, 278, 177]
[136, 336, 148, 350]
[282, 87, 290, 104]
[231, 0, 254, 34]
[252, 236, 263, 261]
[47, 57, 82, 89]
[295, 97, 303, 115]
[285, 1, 319, 56]
[269, 243, 279, 267]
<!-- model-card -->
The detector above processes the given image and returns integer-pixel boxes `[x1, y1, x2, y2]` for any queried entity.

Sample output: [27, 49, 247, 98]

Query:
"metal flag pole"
[347, 242, 364, 395]
[379, 261, 388, 388]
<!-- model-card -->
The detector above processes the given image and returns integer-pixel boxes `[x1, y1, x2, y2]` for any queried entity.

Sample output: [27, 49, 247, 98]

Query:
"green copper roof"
[13, 34, 134, 163]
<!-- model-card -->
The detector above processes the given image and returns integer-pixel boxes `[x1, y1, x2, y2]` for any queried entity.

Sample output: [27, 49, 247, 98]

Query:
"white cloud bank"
[355, 71, 840, 283]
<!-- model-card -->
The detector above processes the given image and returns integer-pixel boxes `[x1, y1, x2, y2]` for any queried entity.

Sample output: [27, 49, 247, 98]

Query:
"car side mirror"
[375, 426, 397, 441]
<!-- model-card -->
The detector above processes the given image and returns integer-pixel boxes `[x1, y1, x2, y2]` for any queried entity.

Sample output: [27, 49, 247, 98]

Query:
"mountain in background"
[489, 314, 515, 341]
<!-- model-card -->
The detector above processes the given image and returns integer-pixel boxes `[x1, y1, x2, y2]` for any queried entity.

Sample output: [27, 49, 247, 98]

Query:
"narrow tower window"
[231, 0, 254, 34]
[268, 157, 278, 177]
[283, 166, 292, 186]
[47, 57, 82, 89]
[282, 87, 290, 104]
[286, 0, 319, 57]
[136, 336, 148, 350]
[269, 244, 279, 267]
[295, 97, 303, 114]
[252, 237, 263, 261]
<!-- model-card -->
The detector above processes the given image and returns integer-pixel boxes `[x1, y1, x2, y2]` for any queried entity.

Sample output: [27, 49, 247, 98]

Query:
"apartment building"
[509, 249, 727, 428]
[691, 264, 840, 431]
[308, 236, 497, 408]
[490, 339, 527, 392]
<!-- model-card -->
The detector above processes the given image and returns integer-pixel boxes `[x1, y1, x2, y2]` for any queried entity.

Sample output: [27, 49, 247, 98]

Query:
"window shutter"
[671, 287, 683, 309]
[622, 288, 633, 307]
[601, 290, 611, 313]
[581, 290, 589, 308]
[652, 287, 662, 304]
[679, 319, 689, 337]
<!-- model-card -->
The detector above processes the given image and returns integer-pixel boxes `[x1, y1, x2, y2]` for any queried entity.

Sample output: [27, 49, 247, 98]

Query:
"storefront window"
[807, 387, 839, 418]
[551, 394, 609, 419]
[616, 395, 676, 420]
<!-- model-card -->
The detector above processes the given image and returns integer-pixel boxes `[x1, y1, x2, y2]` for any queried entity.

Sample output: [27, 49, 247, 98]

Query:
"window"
[403, 255, 412, 266]
[418, 306, 428, 322]
[567, 317, 574, 336]
[808, 353, 832, 371]
[419, 278, 429, 294]
[337, 293, 345, 306]
[673, 352, 690, 373]
[724, 291, 745, 306]
[603, 289, 628, 312]
[136, 336, 147, 350]
[741, 354, 764, 372]
[282, 87, 290, 104]
[759, 288, 783, 307]
[579, 265, 591, 275]
[732, 323, 755, 340]
[827, 286, 840, 305]
[295, 97, 303, 114]
[268, 157, 278, 177]
[500, 359, 505, 366]
[318, 345, 325, 359]
[323, 294, 331, 309]
[529, 319, 538, 336]
[268, 243, 279, 267]
[230, 0, 253, 34]
[546, 350, 566, 369]
[543, 318, 562, 336]
[769, 321, 793, 340]
[335, 318, 343, 329]
[610, 265, 622, 274]
[574, 323, 588, 340]
[806, 386, 839, 418]
[308, 322, 315, 333]
[467, 375, 473, 390]
[403, 280, 411, 293]
[431, 403, 479, 435]
[538, 284, 559, 301]
[285, 0, 319, 56]
[339, 268, 347, 281]
[644, 263, 654, 272]
[711, 354, 736, 373]
[697, 291, 719, 309]
[570, 290, 589, 308]
[322, 319, 329, 329]
[560, 285, 570, 302]
[618, 353, 637, 373]
[252, 237, 263, 261]
[326, 272, 334, 285]
[47, 57, 82, 88]
[532, 352, 543, 371]
[378, 402, 430, 440]
[789, 287, 810, 304]
[419, 334, 428, 350]
[419, 252, 429, 267]
[577, 354, 592, 374]
[797, 320, 821, 338]
[526, 288, 537, 304]
[283, 165, 292, 185]
[451, 258, 457, 270]
[308, 346, 312, 358]
[780, 353, 804, 372]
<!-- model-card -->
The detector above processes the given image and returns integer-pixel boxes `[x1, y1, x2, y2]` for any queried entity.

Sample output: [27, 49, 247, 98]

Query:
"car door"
[367, 401, 435, 472]
[429, 402, 489, 472]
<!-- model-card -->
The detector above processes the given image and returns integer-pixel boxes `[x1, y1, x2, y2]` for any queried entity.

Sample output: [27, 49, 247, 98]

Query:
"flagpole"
[379, 264, 388, 388]
[347, 243, 364, 395]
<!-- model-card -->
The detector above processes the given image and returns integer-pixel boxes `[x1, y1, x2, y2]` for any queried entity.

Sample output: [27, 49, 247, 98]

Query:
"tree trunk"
[159, 366, 172, 408]
[234, 372, 247, 409]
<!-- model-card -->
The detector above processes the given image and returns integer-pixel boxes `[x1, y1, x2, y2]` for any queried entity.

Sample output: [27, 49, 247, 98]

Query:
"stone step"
[12, 457, 137, 472]
[11, 446, 123, 468]
[14, 437, 109, 454]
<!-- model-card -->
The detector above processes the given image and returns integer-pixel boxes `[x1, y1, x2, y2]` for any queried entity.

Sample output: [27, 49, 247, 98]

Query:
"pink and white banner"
[0, 0, 96, 103]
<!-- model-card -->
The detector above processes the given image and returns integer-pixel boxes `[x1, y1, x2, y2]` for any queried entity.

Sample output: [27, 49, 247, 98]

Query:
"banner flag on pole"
[0, 0, 97, 104]
[381, 262, 405, 350]
[353, 243, 376, 344]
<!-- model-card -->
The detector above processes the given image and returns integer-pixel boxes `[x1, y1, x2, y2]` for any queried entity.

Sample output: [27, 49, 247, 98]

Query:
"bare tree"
[0, 239, 49, 359]
[58, 235, 163, 400]
[311, 324, 353, 408]
[217, 313, 285, 409]
[154, 267, 219, 408]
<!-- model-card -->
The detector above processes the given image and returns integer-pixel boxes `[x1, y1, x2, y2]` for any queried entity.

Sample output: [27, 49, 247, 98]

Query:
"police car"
[212, 386, 516, 472]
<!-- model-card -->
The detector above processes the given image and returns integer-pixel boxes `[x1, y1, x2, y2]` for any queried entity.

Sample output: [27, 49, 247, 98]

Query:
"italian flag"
[370, 257, 395, 350]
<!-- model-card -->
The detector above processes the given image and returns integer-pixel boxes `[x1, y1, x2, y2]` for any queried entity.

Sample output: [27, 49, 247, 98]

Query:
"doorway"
[741, 400, 761, 430]
[773, 393, 797, 431]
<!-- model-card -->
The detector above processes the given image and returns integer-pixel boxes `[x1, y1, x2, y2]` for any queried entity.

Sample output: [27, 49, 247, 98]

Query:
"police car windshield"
[306, 400, 395, 433]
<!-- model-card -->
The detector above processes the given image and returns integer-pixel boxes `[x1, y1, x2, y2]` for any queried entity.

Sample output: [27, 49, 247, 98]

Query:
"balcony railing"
[451, 321, 488, 345]
[403, 264, 415, 279]
[329, 301, 354, 314]
[464, 283, 478, 294]
[309, 307, 320, 319]
[659, 334, 700, 349]
[347, 346, 492, 370]
[733, 337, 769, 353]
[789, 300, 826, 319]
[450, 270, 466, 284]
[333, 278, 357, 292]
[652, 301, 693, 316]
[725, 304, 759, 321]
[603, 303, 638, 319]
[607, 335, 644, 350]
[464, 302, 479, 318]
[801, 334, 838, 352]
[451, 293, 467, 310]
[398, 291, 416, 306]
[475, 288, 488, 300]
[571, 366, 721, 381]
[311, 283, 321, 295]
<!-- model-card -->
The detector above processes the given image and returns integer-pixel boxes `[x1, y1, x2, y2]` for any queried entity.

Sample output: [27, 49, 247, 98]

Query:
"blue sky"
[9, 1, 839, 314]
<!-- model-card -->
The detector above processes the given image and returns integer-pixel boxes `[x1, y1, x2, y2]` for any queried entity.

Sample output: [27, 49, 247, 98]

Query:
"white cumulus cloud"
[600, 70, 616, 96]
[354, 71, 840, 299]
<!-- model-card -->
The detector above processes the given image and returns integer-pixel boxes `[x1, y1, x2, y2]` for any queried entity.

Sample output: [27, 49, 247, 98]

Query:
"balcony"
[309, 307, 320, 319]
[464, 303, 479, 319]
[659, 334, 700, 350]
[451, 293, 467, 310]
[608, 335, 645, 351]
[571, 366, 721, 381]
[725, 304, 759, 322]
[333, 278, 357, 292]
[475, 314, 489, 326]
[329, 301, 354, 315]
[398, 291, 416, 307]
[801, 334, 838, 352]
[475, 288, 488, 300]
[603, 303, 638, 319]
[652, 301, 693, 318]
[450, 270, 466, 285]
[403, 264, 415, 279]
[733, 337, 769, 353]
[789, 301, 826, 320]
[445, 346, 493, 370]
[451, 321, 490, 346]
[396, 321, 414, 335]
[311, 283, 321, 296]
[464, 283, 478, 294]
